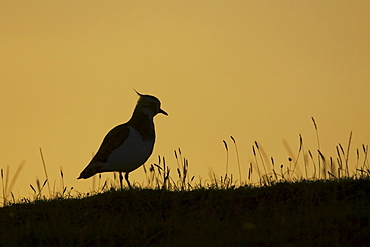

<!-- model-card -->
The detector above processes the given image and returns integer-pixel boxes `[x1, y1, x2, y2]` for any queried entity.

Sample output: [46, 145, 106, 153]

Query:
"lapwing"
[78, 90, 167, 189]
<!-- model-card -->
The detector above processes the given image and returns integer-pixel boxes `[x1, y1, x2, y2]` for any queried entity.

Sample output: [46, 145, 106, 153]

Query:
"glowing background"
[1, 1, 369, 197]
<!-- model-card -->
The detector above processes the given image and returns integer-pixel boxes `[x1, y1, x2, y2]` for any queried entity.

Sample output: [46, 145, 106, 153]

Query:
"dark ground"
[1, 178, 369, 246]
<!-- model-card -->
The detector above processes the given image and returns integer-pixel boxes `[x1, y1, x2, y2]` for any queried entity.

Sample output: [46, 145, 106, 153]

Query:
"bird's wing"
[89, 124, 131, 164]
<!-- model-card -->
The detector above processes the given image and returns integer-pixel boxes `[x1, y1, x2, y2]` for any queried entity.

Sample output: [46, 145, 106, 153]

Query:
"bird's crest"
[133, 89, 143, 97]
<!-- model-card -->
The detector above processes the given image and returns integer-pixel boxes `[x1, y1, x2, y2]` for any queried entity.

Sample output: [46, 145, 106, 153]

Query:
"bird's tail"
[77, 163, 104, 179]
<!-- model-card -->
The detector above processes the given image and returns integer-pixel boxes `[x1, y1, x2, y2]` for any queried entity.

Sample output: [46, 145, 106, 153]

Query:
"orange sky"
[1, 1, 369, 199]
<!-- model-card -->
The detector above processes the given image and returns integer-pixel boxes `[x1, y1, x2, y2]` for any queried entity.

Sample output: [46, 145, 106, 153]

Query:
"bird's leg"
[119, 172, 123, 190]
[125, 172, 132, 189]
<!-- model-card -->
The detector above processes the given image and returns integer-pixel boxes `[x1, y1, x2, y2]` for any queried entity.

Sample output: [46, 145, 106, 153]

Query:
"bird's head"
[134, 89, 168, 118]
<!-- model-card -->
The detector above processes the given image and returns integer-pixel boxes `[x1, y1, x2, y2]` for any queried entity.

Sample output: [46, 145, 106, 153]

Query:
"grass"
[1, 118, 369, 246]
[1, 179, 369, 246]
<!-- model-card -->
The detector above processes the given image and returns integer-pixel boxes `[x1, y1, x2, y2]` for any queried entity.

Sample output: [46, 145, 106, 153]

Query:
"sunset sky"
[1, 1, 369, 198]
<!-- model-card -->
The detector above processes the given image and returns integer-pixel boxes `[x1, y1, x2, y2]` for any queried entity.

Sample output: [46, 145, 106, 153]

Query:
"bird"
[77, 90, 167, 189]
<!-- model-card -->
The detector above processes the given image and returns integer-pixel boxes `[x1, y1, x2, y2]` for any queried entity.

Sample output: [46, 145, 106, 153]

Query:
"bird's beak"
[159, 108, 168, 116]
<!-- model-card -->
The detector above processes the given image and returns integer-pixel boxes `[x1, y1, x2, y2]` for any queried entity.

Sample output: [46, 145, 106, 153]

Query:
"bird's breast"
[106, 126, 155, 172]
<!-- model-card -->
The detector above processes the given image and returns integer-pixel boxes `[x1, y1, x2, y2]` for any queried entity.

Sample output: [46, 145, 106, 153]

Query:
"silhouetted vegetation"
[1, 179, 370, 246]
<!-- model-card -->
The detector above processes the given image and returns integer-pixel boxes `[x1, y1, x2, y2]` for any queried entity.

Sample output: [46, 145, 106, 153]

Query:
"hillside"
[1, 178, 369, 246]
